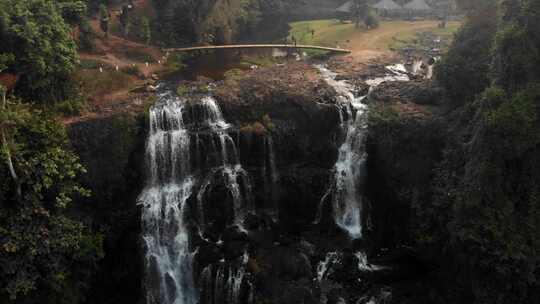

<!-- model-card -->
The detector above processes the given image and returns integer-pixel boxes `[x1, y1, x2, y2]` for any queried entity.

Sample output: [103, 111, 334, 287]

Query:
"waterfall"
[316, 63, 411, 239]
[263, 136, 279, 216]
[316, 65, 368, 239]
[139, 92, 197, 304]
[199, 252, 250, 304]
[317, 252, 341, 282]
[140, 88, 255, 304]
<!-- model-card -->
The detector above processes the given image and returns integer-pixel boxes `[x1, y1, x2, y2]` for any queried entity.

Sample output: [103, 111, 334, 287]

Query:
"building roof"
[404, 0, 432, 10]
[335, 0, 353, 13]
[373, 0, 402, 10]
[336, 0, 404, 13]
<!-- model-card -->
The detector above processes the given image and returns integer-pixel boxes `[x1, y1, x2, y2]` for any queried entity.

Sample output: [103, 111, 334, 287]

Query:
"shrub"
[240, 122, 267, 135]
[176, 84, 189, 96]
[120, 65, 141, 76]
[365, 12, 379, 29]
[78, 18, 95, 52]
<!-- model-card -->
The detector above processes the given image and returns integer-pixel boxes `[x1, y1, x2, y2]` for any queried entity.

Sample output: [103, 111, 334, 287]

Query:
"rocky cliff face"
[215, 63, 342, 232]
[66, 60, 450, 304]
[68, 114, 147, 304]
[366, 80, 446, 248]
[66, 62, 349, 304]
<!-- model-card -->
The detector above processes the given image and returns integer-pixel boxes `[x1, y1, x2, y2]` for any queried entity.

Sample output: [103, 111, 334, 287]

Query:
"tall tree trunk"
[1, 89, 21, 198]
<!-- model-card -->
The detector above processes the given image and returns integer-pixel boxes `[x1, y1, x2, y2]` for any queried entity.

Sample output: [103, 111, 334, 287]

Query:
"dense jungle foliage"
[424, 0, 540, 302]
[0, 1, 102, 303]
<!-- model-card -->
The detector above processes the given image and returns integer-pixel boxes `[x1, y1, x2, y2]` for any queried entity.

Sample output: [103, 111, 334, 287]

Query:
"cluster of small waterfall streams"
[139, 94, 196, 304]
[137, 61, 412, 304]
[139, 87, 257, 304]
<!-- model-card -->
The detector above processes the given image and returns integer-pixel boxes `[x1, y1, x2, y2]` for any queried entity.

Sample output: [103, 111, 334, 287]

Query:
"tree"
[351, 0, 376, 29]
[0, 101, 103, 302]
[419, 1, 540, 302]
[56, 0, 87, 25]
[99, 4, 109, 38]
[141, 17, 151, 45]
[0, 54, 19, 197]
[0, 0, 79, 103]
[78, 18, 95, 51]
[119, 4, 130, 37]
[434, 0, 498, 105]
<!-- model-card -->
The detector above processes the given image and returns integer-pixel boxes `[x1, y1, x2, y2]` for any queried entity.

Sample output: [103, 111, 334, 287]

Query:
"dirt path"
[81, 0, 163, 77]
[343, 21, 441, 62]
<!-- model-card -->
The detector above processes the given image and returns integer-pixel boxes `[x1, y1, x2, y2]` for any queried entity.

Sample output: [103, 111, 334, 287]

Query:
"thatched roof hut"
[404, 0, 433, 11]
[335, 1, 354, 14]
[373, 0, 402, 11]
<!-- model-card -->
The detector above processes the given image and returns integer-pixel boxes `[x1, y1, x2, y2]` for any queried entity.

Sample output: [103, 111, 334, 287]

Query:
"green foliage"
[74, 69, 132, 97]
[50, 97, 86, 117]
[78, 18, 95, 52]
[368, 104, 400, 124]
[99, 4, 109, 36]
[224, 68, 244, 81]
[176, 84, 189, 96]
[365, 11, 379, 29]
[122, 49, 155, 63]
[262, 114, 275, 131]
[141, 17, 151, 45]
[153, 0, 262, 45]
[492, 0, 540, 92]
[120, 65, 142, 76]
[351, 0, 373, 28]
[0, 0, 79, 103]
[165, 53, 190, 71]
[0, 54, 15, 72]
[485, 84, 540, 156]
[78, 59, 110, 70]
[416, 1, 540, 302]
[56, 0, 87, 25]
[435, 5, 498, 105]
[0, 102, 103, 302]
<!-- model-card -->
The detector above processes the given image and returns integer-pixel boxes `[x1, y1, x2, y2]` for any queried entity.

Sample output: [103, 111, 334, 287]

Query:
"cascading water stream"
[199, 252, 251, 304]
[139, 93, 197, 304]
[315, 64, 409, 304]
[316, 63, 411, 239]
[139, 88, 256, 304]
[316, 65, 368, 239]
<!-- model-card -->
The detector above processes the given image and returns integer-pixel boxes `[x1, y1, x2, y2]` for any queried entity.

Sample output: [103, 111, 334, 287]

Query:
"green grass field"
[288, 19, 359, 47]
[288, 19, 462, 52]
[388, 21, 462, 50]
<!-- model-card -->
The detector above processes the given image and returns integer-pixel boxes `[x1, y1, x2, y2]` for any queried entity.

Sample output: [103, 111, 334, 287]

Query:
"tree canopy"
[0, 0, 79, 103]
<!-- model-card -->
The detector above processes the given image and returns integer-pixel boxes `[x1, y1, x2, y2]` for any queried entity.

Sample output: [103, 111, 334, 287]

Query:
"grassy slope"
[289, 19, 461, 50]
[289, 19, 359, 47]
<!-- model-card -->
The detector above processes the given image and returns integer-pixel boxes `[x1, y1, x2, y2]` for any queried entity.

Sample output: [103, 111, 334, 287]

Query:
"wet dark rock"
[222, 225, 249, 242]
[368, 80, 443, 105]
[223, 241, 248, 260]
[68, 114, 146, 303]
[68, 59, 451, 304]
[294, 240, 317, 258]
[268, 247, 313, 280]
[195, 241, 222, 267]
[367, 105, 445, 248]
[327, 289, 347, 304]
[273, 282, 317, 304]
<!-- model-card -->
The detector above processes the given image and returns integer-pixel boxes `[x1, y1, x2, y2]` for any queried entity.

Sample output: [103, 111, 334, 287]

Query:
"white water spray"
[140, 93, 197, 304]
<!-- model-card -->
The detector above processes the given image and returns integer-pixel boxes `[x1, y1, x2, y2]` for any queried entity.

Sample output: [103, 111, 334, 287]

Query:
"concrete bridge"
[163, 44, 351, 54]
